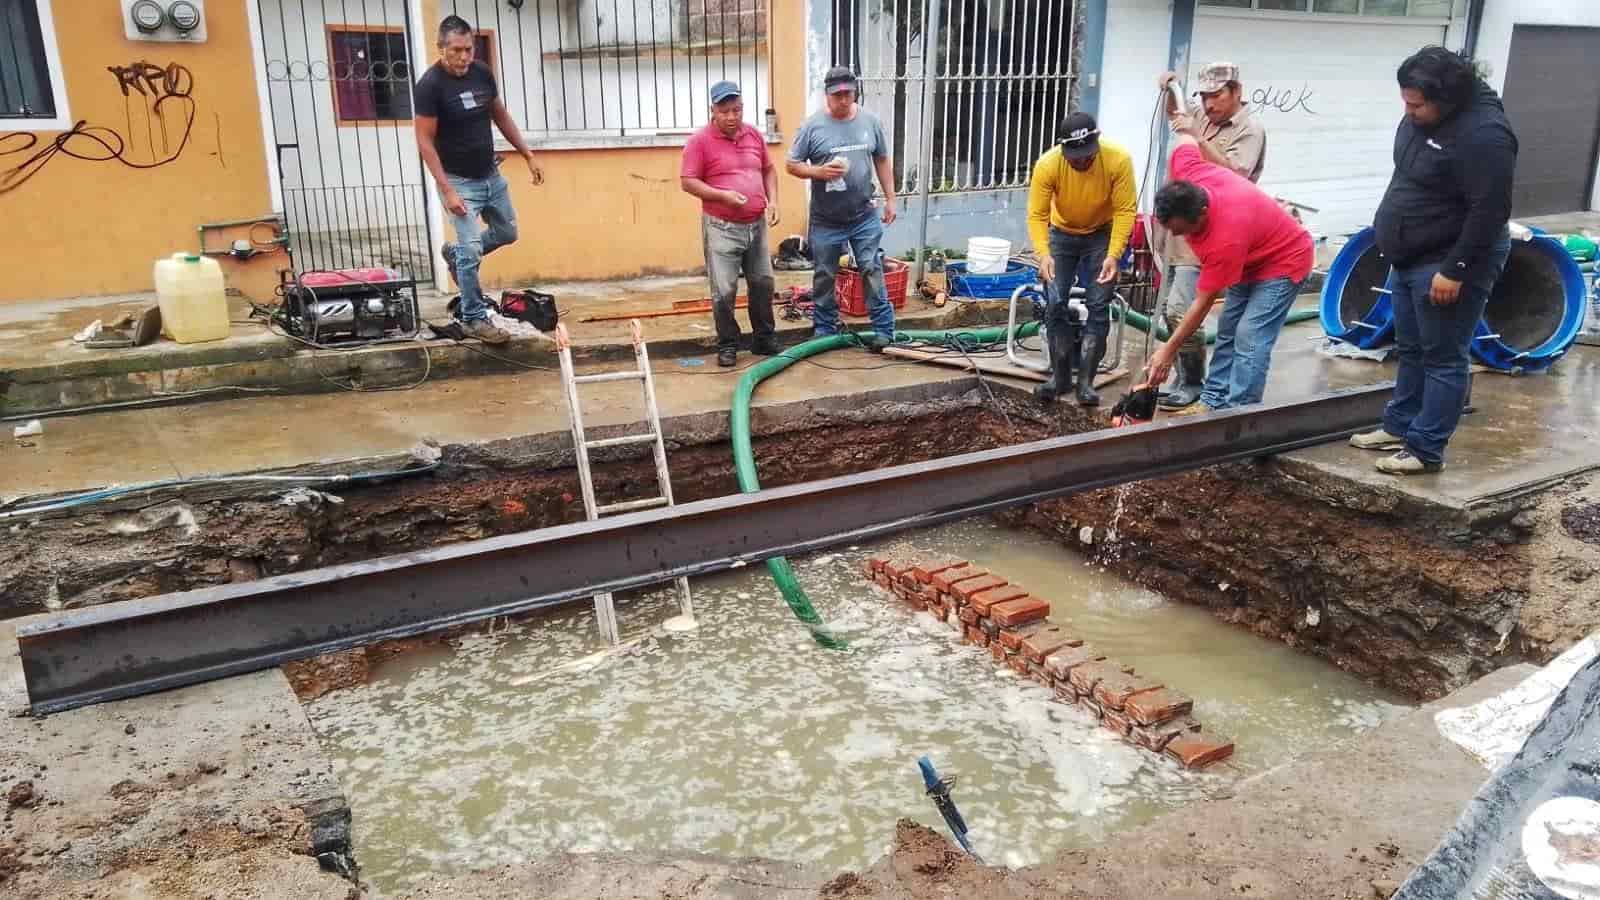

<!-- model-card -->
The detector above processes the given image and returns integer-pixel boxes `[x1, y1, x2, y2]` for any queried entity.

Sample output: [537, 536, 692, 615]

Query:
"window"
[328, 28, 494, 123]
[1202, 0, 1451, 12]
[0, 0, 68, 128]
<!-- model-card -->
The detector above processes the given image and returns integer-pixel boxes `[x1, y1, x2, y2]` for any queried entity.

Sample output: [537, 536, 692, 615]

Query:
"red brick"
[1093, 672, 1165, 712]
[1102, 708, 1133, 736]
[932, 568, 990, 593]
[970, 628, 990, 648]
[907, 559, 969, 584]
[1021, 625, 1083, 663]
[968, 585, 1031, 616]
[964, 626, 982, 645]
[863, 559, 880, 578]
[1007, 654, 1032, 676]
[1079, 695, 1104, 718]
[879, 560, 908, 578]
[958, 606, 982, 626]
[874, 572, 892, 588]
[991, 596, 1050, 627]
[1068, 660, 1122, 697]
[950, 574, 1009, 603]
[1043, 645, 1106, 680]
[979, 618, 1001, 639]
[998, 623, 1042, 651]
[1029, 662, 1051, 686]
[1053, 681, 1076, 702]
[1132, 716, 1202, 753]
[1166, 734, 1235, 770]
[990, 641, 1008, 662]
[1124, 689, 1195, 726]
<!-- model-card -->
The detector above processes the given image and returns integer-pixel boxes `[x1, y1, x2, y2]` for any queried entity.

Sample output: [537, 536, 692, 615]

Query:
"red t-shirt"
[1169, 143, 1313, 294]
[680, 123, 771, 223]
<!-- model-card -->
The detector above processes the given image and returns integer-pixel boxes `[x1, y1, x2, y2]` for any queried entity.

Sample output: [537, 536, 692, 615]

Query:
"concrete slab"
[0, 618, 353, 899]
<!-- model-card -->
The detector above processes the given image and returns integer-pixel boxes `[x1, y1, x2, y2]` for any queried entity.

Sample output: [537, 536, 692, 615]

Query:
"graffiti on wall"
[0, 61, 198, 195]
[1250, 83, 1318, 116]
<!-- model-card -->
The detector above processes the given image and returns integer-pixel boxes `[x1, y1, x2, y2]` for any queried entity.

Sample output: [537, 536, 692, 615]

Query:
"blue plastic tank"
[1319, 227, 1395, 350]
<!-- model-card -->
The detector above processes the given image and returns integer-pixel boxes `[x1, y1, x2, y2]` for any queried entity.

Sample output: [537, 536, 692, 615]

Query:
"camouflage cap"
[1194, 62, 1241, 95]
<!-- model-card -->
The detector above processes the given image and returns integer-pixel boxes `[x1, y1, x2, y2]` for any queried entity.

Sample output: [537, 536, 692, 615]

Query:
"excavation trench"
[3, 380, 1586, 895]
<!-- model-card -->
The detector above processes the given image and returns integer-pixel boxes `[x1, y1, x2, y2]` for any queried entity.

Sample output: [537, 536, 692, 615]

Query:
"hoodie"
[1372, 80, 1518, 282]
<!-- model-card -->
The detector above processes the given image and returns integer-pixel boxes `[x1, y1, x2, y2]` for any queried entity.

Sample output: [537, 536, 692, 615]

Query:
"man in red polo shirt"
[1144, 134, 1313, 410]
[681, 80, 781, 367]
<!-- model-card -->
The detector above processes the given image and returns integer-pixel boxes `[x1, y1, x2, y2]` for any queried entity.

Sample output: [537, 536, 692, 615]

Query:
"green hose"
[1114, 305, 1320, 344]
[729, 306, 1319, 645]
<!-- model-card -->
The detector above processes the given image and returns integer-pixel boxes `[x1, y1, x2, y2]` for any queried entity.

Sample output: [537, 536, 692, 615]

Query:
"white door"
[1189, 13, 1448, 236]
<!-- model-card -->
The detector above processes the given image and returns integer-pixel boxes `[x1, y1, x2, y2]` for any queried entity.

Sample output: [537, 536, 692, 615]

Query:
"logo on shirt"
[459, 91, 479, 110]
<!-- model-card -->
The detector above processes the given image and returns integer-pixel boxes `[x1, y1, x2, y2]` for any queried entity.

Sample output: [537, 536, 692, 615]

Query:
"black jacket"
[1373, 80, 1518, 281]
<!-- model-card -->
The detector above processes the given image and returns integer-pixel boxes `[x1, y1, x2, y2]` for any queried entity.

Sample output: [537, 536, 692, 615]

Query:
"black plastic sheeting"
[1399, 655, 1600, 899]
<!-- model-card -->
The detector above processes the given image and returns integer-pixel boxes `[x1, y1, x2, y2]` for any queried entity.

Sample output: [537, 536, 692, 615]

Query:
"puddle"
[306, 519, 1407, 892]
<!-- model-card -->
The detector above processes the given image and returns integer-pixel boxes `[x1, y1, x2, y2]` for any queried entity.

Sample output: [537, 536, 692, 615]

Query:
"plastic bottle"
[153, 253, 230, 344]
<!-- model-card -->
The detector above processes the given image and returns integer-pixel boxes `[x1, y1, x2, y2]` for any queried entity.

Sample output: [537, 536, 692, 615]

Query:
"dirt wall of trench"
[4, 389, 1593, 702]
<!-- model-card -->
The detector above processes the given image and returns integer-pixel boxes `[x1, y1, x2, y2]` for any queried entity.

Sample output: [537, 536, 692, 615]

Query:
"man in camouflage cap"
[1151, 61, 1267, 410]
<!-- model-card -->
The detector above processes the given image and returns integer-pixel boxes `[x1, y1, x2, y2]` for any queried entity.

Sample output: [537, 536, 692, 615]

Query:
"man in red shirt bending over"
[681, 80, 781, 368]
[1144, 135, 1313, 411]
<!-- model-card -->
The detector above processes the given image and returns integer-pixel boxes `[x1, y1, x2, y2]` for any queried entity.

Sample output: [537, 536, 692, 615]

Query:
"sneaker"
[1375, 450, 1443, 476]
[1163, 402, 1210, 418]
[1349, 429, 1405, 451]
[752, 337, 781, 356]
[462, 318, 510, 345]
[442, 244, 459, 286]
[717, 347, 738, 367]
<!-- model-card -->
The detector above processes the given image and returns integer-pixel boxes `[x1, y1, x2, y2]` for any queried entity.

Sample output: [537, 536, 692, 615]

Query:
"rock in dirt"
[1371, 878, 1400, 897]
[1562, 502, 1600, 547]
[124, 723, 136, 736]
[5, 782, 35, 809]
[196, 760, 221, 776]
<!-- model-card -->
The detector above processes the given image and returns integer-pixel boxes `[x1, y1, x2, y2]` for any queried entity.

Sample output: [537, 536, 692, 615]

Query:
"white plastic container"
[966, 237, 1012, 275]
[153, 253, 230, 344]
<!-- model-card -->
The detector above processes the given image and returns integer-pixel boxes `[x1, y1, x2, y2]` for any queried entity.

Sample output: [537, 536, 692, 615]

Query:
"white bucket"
[966, 237, 1011, 275]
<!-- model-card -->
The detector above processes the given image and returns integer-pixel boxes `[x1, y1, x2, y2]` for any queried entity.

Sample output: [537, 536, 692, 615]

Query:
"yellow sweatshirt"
[1026, 139, 1138, 260]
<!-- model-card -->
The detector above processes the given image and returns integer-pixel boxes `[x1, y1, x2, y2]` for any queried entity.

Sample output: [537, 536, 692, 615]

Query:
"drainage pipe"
[1116, 304, 1319, 345]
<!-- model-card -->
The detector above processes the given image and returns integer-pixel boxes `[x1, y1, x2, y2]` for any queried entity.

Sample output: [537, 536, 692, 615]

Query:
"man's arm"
[492, 99, 542, 185]
[1440, 127, 1517, 287]
[763, 154, 781, 226]
[414, 115, 466, 216]
[680, 176, 745, 207]
[1147, 287, 1223, 385]
[1025, 154, 1056, 267]
[873, 154, 897, 224]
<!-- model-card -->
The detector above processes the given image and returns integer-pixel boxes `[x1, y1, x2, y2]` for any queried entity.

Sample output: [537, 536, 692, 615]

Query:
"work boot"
[1034, 325, 1075, 404]
[752, 336, 781, 356]
[462, 318, 510, 345]
[717, 347, 738, 367]
[1158, 348, 1206, 410]
[1076, 334, 1105, 407]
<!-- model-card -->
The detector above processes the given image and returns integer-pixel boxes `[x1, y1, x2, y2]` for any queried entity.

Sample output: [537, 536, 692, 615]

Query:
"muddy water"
[307, 519, 1406, 893]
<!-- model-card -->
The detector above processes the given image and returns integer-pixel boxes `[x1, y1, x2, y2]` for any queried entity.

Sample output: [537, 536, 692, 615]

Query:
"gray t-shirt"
[788, 108, 889, 227]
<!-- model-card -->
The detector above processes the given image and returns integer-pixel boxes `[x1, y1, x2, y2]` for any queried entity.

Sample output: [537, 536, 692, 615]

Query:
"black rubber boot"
[1075, 334, 1104, 407]
[1159, 348, 1206, 410]
[1033, 325, 1075, 404]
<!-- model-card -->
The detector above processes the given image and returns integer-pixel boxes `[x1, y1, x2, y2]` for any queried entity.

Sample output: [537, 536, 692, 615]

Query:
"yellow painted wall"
[422, 0, 810, 286]
[0, 1, 280, 303]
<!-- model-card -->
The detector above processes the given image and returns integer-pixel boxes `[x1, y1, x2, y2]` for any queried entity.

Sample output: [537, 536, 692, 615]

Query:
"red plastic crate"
[837, 257, 909, 317]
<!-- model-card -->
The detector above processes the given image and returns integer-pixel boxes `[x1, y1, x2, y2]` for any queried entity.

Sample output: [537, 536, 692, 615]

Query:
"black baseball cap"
[824, 66, 858, 95]
[1058, 111, 1101, 160]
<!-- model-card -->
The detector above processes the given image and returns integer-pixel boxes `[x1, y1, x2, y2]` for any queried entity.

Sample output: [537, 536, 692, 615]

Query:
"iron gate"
[257, 0, 435, 281]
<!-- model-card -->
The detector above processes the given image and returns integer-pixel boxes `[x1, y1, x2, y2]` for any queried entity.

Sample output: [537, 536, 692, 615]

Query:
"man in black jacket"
[1350, 47, 1516, 476]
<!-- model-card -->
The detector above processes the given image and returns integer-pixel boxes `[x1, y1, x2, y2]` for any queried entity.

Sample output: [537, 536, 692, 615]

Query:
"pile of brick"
[864, 557, 1234, 770]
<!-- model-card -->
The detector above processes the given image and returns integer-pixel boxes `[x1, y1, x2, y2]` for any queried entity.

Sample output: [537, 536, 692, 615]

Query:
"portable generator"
[279, 267, 420, 343]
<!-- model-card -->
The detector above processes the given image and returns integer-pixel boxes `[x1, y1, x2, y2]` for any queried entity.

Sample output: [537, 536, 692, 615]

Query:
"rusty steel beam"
[17, 384, 1392, 713]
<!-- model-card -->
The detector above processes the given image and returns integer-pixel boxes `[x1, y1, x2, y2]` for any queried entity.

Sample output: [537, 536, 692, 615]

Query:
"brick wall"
[865, 557, 1235, 770]
[684, 0, 769, 43]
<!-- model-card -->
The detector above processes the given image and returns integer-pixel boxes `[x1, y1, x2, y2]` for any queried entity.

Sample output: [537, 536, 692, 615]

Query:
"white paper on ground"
[489, 312, 553, 340]
[1435, 635, 1600, 771]
[12, 420, 43, 438]
[1317, 339, 1392, 363]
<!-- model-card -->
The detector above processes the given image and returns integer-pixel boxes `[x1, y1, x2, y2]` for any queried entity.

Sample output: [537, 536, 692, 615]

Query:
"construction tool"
[918, 756, 983, 862]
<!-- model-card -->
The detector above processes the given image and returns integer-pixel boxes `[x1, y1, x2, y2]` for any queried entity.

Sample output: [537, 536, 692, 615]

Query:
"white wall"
[1476, 0, 1600, 210]
[1098, 0, 1174, 192]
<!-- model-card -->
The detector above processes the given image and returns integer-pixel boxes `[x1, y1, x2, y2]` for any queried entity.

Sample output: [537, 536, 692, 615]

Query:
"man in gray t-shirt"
[786, 67, 899, 343]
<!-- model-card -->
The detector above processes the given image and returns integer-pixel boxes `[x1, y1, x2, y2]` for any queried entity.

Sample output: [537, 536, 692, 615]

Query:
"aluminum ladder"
[555, 319, 696, 644]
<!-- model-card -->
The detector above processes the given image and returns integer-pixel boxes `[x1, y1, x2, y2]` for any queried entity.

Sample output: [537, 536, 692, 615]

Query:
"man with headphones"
[1025, 111, 1138, 406]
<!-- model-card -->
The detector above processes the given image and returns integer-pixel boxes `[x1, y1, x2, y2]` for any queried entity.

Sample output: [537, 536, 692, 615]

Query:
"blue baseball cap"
[710, 81, 741, 104]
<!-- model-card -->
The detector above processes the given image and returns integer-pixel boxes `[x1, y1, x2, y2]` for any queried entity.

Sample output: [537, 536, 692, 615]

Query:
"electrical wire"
[0, 461, 441, 520]
[0, 386, 285, 423]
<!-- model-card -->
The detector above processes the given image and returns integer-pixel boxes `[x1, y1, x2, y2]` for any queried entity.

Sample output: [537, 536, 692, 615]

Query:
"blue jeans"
[1381, 234, 1511, 465]
[1045, 226, 1112, 337]
[810, 213, 894, 338]
[1199, 276, 1303, 410]
[444, 172, 519, 322]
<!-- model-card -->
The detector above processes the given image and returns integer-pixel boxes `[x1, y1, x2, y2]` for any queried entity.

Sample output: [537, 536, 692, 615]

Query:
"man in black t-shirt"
[415, 15, 543, 344]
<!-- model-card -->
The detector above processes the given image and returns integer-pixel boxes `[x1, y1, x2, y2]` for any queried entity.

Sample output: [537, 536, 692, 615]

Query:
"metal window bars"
[442, 0, 772, 137]
[832, 0, 1078, 197]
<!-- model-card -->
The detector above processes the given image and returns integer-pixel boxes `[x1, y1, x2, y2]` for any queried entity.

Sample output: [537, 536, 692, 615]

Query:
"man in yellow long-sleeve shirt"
[1026, 111, 1137, 406]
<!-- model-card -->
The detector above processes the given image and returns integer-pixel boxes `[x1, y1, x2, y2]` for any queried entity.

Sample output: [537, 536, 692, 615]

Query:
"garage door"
[1501, 25, 1600, 217]
[1190, 14, 1446, 236]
